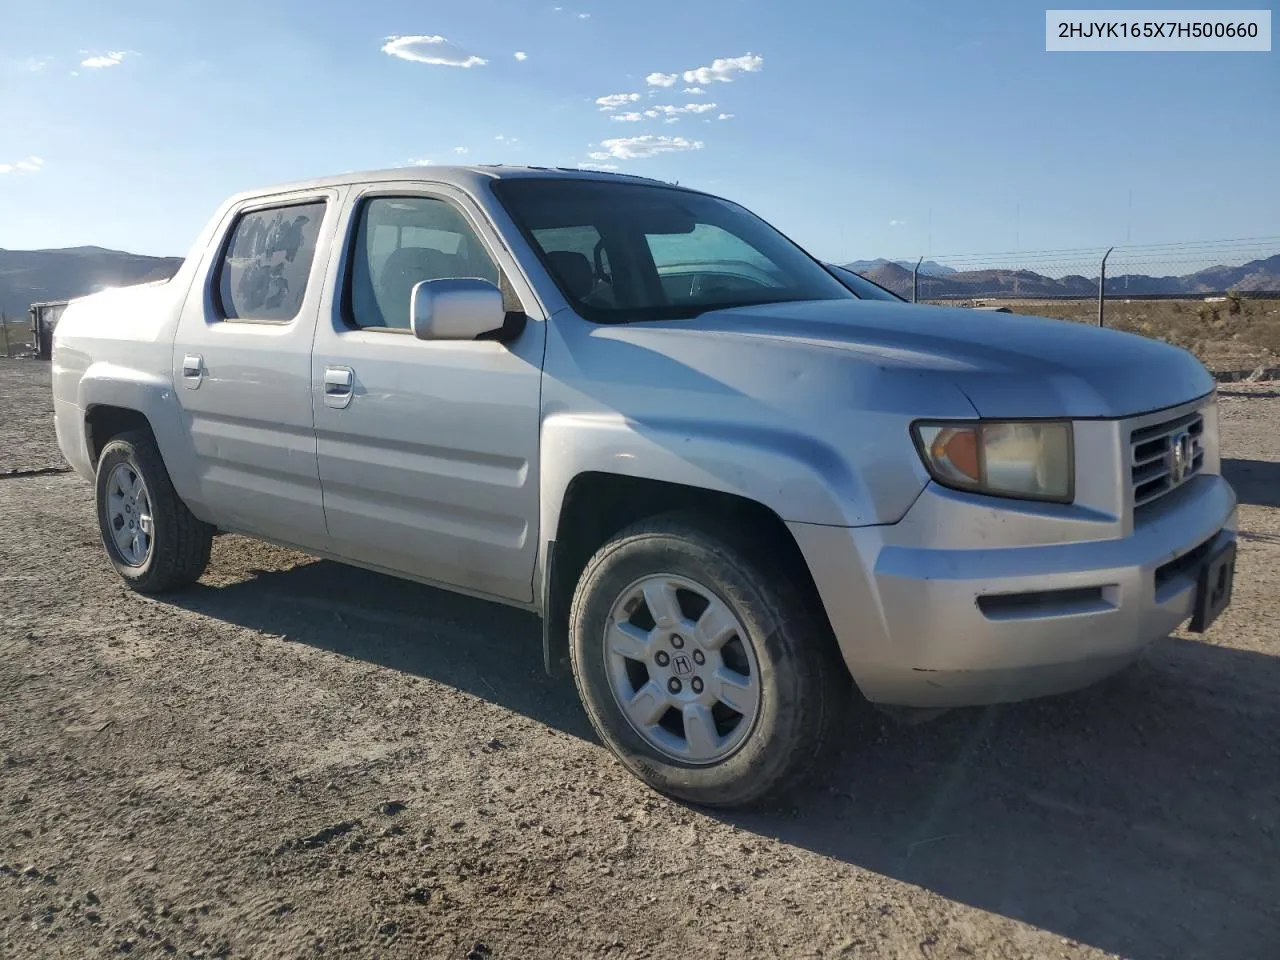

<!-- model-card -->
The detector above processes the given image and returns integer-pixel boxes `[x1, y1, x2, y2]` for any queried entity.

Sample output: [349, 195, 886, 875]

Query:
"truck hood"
[635, 299, 1214, 419]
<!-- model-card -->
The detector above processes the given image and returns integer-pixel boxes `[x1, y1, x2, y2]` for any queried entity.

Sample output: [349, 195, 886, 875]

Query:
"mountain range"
[851, 254, 1280, 300]
[844, 258, 958, 277]
[2, 246, 1278, 322]
[0, 247, 183, 321]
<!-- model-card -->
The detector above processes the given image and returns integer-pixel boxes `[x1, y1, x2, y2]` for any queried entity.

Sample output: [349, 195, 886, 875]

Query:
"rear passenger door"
[310, 184, 546, 603]
[171, 189, 341, 547]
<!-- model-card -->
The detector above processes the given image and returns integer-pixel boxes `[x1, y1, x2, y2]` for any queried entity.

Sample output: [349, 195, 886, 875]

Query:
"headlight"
[912, 420, 1074, 502]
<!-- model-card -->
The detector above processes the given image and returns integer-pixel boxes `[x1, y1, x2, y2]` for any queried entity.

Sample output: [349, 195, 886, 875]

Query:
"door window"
[347, 196, 500, 329]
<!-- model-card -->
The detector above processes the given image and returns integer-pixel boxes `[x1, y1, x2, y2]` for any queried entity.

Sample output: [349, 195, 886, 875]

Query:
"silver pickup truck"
[51, 166, 1237, 807]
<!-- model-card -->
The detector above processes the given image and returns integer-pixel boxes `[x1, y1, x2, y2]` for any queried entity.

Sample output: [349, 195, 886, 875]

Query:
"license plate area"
[1189, 540, 1236, 633]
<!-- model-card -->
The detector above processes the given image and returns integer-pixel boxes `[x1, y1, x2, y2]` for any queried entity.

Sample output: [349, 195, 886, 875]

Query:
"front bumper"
[789, 473, 1237, 708]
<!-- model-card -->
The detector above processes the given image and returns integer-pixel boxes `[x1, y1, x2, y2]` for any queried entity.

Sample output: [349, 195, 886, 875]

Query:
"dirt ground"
[1, 357, 1278, 960]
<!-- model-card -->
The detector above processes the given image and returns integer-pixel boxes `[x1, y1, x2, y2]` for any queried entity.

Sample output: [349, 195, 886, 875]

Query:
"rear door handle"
[182, 354, 203, 389]
[323, 365, 355, 409]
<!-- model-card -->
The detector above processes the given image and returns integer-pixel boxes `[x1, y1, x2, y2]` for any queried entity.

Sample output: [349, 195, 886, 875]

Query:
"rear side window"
[216, 201, 327, 322]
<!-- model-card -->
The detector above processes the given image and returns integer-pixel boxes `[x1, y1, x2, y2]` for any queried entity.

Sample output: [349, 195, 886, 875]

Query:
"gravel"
[2, 359, 1278, 959]
[0, 360, 60, 475]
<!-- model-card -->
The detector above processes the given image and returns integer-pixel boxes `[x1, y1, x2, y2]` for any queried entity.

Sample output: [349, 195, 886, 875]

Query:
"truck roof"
[229, 164, 698, 204]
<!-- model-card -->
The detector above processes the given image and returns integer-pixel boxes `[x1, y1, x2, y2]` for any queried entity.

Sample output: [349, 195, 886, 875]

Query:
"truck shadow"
[1223, 457, 1280, 507]
[163, 548, 1280, 960]
[722, 640, 1280, 960]
[174, 551, 595, 741]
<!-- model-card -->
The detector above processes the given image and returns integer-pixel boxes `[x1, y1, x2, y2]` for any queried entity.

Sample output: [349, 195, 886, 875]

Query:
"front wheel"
[568, 515, 847, 808]
[95, 430, 213, 593]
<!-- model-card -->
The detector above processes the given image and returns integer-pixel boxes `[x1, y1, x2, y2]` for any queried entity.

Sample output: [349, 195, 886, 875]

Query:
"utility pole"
[1, 311, 10, 359]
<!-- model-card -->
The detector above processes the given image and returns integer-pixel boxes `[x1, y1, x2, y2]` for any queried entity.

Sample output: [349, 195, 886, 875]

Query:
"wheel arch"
[84, 405, 155, 466]
[540, 470, 833, 677]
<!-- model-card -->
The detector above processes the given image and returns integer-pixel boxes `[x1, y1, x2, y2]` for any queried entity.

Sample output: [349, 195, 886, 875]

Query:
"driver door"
[310, 184, 546, 602]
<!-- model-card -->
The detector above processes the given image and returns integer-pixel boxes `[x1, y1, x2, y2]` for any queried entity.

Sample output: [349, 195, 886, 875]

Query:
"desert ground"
[1, 357, 1278, 960]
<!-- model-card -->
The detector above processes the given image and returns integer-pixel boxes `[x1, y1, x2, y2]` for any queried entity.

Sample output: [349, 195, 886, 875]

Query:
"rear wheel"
[95, 430, 212, 593]
[568, 514, 847, 808]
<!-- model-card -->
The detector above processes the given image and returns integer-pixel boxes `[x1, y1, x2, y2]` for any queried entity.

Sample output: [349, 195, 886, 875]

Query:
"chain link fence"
[851, 238, 1280, 377]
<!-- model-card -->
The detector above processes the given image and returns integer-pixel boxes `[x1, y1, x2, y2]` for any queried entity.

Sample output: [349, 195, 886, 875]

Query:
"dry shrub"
[1243, 316, 1280, 359]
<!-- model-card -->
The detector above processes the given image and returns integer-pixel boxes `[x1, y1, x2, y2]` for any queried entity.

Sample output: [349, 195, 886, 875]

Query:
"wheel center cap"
[671, 654, 693, 677]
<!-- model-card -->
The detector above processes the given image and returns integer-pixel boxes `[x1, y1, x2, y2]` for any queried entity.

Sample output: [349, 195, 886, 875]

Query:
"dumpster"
[28, 300, 69, 360]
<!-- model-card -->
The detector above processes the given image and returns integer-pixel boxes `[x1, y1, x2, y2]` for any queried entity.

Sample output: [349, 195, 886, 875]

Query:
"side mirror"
[410, 278, 506, 341]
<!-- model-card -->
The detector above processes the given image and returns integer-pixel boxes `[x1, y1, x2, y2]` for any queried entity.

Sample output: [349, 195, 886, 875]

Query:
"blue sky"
[1, 0, 1276, 260]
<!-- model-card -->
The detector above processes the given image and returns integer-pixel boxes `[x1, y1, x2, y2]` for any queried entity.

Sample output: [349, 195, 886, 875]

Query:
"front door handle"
[182, 354, 203, 389]
[323, 365, 355, 409]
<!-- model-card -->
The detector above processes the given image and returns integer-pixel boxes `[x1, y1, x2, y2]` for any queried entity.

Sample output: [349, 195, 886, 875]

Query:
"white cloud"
[683, 86, 705, 94]
[889, 219, 908, 227]
[80, 51, 132, 69]
[589, 136, 704, 160]
[611, 112, 644, 122]
[650, 103, 718, 116]
[454, 146, 468, 154]
[578, 12, 590, 18]
[646, 72, 678, 87]
[718, 113, 734, 120]
[578, 162, 619, 171]
[683, 53, 763, 85]
[0, 156, 44, 174]
[663, 117, 680, 125]
[381, 36, 487, 68]
[595, 92, 640, 110]
[514, 51, 528, 61]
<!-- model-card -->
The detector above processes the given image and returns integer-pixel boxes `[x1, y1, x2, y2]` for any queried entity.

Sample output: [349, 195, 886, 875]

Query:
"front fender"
[76, 363, 208, 519]
[538, 411, 926, 550]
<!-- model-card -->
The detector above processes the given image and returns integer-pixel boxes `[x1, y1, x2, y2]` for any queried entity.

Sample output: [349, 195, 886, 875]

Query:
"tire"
[568, 513, 848, 808]
[94, 430, 213, 593]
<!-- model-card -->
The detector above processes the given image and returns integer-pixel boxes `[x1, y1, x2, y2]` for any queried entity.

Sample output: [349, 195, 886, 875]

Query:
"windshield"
[492, 178, 856, 322]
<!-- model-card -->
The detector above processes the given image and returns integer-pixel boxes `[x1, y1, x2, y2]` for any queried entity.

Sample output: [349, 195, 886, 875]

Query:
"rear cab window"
[215, 200, 327, 323]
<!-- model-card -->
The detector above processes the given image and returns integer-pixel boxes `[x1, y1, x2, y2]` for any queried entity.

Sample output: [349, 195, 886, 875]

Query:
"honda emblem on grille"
[1168, 430, 1194, 485]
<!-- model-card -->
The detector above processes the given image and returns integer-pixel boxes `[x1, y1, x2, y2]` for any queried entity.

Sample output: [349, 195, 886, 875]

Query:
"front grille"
[1130, 409, 1205, 509]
